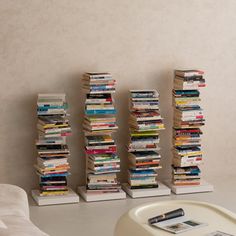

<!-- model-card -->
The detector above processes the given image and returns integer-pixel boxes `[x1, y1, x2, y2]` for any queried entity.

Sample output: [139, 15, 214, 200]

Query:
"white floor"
[29, 175, 236, 236]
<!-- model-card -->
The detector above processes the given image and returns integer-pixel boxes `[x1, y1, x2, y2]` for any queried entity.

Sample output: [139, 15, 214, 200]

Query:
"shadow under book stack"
[78, 72, 126, 202]
[122, 90, 170, 198]
[166, 70, 213, 194]
[32, 93, 79, 206]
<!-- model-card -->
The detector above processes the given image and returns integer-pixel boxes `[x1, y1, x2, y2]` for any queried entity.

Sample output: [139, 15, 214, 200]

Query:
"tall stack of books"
[170, 70, 213, 194]
[78, 73, 125, 201]
[123, 90, 170, 198]
[32, 94, 79, 205]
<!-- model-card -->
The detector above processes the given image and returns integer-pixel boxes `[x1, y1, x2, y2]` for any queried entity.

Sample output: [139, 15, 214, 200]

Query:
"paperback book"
[149, 208, 207, 234]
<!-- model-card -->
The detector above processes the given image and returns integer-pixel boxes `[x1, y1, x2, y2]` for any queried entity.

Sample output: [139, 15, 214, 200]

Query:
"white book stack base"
[122, 182, 170, 198]
[32, 94, 79, 206]
[164, 179, 214, 195]
[31, 188, 79, 206]
[78, 186, 126, 202]
[123, 90, 171, 198]
[171, 70, 213, 195]
[78, 72, 126, 202]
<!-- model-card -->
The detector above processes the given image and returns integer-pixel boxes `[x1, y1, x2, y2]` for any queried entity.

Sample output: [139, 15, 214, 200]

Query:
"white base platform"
[164, 179, 214, 195]
[78, 186, 126, 202]
[122, 182, 171, 198]
[31, 188, 80, 206]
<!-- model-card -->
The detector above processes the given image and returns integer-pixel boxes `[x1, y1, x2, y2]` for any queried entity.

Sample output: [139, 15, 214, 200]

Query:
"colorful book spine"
[82, 72, 121, 194]
[34, 94, 72, 197]
[127, 90, 165, 189]
[172, 70, 206, 186]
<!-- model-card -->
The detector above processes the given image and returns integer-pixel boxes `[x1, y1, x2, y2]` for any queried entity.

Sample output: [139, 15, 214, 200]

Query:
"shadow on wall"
[115, 89, 130, 183]
[64, 72, 86, 188]
[0, 93, 38, 192]
[149, 69, 173, 181]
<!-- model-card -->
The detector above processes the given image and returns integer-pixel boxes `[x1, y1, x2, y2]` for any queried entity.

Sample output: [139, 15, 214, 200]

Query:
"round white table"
[114, 200, 236, 236]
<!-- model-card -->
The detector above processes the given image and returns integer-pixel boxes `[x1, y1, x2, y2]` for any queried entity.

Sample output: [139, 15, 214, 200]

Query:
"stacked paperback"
[82, 72, 121, 194]
[172, 70, 205, 186]
[127, 90, 165, 189]
[35, 94, 72, 197]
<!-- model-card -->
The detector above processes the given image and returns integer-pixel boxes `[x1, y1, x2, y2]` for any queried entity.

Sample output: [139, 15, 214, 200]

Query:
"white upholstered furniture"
[114, 200, 236, 236]
[0, 184, 48, 236]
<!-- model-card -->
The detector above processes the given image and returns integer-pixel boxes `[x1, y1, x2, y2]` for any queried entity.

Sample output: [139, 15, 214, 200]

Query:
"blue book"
[86, 110, 116, 115]
[129, 169, 156, 174]
[39, 173, 70, 178]
[37, 105, 68, 111]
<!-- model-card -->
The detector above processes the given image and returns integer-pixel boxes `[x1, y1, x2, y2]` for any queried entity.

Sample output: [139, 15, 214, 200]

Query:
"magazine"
[149, 208, 207, 234]
[152, 216, 207, 234]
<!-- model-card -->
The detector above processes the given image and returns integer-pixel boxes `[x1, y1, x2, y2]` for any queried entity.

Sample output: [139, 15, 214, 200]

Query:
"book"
[149, 208, 207, 234]
[175, 70, 204, 77]
[152, 217, 207, 233]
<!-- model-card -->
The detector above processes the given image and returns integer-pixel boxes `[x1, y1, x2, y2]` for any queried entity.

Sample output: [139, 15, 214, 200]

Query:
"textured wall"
[0, 0, 236, 192]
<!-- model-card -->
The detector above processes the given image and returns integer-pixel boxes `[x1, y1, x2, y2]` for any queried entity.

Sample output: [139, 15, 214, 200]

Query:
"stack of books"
[35, 94, 72, 197]
[127, 90, 165, 190]
[81, 73, 122, 197]
[172, 70, 206, 186]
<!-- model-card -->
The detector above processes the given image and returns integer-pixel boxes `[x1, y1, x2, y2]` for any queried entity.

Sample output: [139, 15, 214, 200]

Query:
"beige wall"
[1, 0, 236, 192]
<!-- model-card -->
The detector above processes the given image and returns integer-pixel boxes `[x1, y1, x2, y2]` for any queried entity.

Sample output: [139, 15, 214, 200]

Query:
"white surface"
[0, 184, 48, 236]
[122, 182, 171, 198]
[78, 186, 126, 202]
[165, 179, 214, 194]
[114, 200, 236, 236]
[29, 176, 236, 236]
[32, 188, 79, 206]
